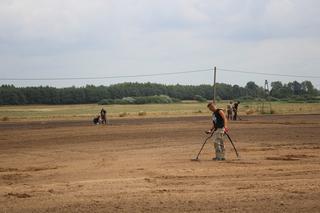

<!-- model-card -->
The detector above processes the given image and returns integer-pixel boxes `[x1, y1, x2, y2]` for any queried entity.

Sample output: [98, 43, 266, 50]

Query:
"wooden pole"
[213, 66, 217, 102]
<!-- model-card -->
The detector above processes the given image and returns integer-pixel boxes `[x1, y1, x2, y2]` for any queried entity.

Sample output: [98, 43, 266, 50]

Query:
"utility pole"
[213, 66, 217, 103]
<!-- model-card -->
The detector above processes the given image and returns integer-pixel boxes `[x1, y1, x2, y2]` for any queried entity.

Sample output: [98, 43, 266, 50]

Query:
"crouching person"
[206, 102, 228, 161]
[93, 115, 101, 125]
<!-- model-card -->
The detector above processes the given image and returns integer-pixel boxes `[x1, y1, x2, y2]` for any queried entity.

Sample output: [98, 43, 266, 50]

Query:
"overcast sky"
[0, 0, 319, 88]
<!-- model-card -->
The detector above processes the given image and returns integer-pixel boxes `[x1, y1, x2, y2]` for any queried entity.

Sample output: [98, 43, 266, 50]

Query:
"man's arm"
[206, 122, 216, 134]
[219, 110, 228, 131]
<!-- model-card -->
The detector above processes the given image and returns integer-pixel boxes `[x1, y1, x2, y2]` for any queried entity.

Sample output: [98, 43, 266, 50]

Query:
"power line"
[1, 66, 319, 81]
[0, 68, 213, 81]
[217, 67, 320, 79]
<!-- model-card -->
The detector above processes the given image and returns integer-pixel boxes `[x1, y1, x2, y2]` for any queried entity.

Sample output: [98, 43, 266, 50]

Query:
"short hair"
[207, 102, 215, 108]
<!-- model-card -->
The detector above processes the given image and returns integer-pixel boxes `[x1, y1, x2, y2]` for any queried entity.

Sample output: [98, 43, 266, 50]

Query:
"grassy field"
[0, 101, 319, 121]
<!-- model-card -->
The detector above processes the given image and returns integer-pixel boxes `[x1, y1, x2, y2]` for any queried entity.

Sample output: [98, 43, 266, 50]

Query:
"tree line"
[0, 80, 318, 105]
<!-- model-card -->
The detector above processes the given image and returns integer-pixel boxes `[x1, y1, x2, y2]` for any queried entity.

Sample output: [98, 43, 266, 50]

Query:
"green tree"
[245, 81, 259, 98]
[288, 81, 302, 95]
[301, 81, 317, 96]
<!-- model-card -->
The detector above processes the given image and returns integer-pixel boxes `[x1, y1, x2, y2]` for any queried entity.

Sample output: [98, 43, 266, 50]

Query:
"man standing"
[206, 102, 228, 161]
[233, 101, 240, 120]
[100, 108, 107, 125]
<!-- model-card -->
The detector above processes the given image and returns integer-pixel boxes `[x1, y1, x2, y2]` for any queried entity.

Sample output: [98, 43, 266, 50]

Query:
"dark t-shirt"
[234, 103, 239, 110]
[212, 109, 224, 129]
[100, 109, 106, 118]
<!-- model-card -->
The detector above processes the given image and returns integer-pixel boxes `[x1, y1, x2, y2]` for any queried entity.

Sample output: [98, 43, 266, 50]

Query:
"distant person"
[100, 108, 107, 125]
[93, 115, 101, 125]
[233, 101, 240, 120]
[206, 102, 228, 161]
[227, 101, 233, 120]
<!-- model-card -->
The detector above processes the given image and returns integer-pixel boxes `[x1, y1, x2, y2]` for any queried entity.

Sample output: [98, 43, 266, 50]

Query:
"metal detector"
[191, 131, 214, 161]
[191, 131, 240, 161]
[225, 132, 240, 158]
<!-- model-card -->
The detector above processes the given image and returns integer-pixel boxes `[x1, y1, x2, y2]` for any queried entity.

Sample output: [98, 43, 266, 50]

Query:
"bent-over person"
[227, 101, 233, 120]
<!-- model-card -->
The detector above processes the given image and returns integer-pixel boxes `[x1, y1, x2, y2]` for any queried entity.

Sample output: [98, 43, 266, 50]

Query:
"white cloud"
[0, 0, 319, 87]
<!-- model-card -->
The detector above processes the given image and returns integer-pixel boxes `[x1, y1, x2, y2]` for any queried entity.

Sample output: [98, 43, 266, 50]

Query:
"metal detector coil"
[191, 131, 214, 161]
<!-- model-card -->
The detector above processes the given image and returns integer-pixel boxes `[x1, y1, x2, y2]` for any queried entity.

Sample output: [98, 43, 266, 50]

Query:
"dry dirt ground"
[0, 114, 320, 213]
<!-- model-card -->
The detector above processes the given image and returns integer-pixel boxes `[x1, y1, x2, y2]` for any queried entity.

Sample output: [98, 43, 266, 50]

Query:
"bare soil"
[0, 114, 320, 212]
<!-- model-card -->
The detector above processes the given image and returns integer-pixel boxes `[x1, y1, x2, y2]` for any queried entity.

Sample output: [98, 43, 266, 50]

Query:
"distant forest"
[0, 81, 319, 105]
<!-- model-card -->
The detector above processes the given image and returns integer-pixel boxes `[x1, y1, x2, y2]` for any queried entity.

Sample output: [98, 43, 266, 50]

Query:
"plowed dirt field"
[1, 114, 320, 212]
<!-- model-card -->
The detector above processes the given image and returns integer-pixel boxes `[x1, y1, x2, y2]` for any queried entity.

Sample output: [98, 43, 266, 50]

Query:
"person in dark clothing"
[233, 101, 240, 121]
[100, 108, 107, 124]
[93, 115, 101, 125]
[206, 102, 228, 161]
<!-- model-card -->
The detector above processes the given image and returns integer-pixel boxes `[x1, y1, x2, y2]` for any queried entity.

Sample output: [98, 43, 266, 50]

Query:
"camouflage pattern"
[212, 128, 225, 160]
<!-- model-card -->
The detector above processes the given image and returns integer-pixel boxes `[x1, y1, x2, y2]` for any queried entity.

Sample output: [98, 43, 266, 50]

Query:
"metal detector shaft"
[225, 132, 240, 158]
[194, 131, 214, 160]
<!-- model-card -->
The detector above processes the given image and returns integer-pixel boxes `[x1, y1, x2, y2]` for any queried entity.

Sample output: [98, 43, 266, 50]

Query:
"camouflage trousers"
[212, 128, 225, 160]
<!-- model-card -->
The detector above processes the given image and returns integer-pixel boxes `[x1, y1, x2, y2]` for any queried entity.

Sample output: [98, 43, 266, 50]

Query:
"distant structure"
[264, 80, 269, 95]
[261, 80, 272, 114]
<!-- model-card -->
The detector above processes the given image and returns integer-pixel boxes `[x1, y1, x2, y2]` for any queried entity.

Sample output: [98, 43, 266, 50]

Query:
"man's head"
[207, 102, 217, 112]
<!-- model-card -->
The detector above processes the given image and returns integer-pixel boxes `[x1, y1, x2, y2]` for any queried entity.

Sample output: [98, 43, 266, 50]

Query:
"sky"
[0, 0, 319, 88]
